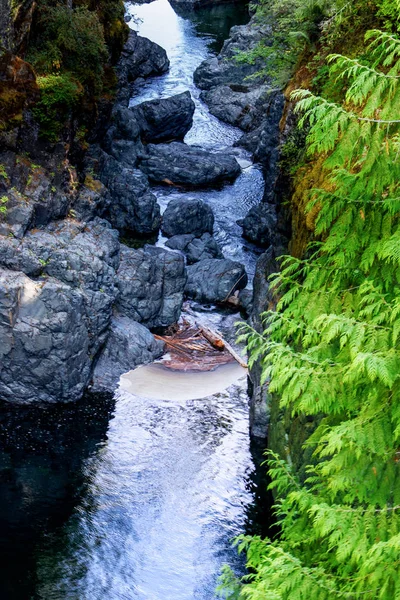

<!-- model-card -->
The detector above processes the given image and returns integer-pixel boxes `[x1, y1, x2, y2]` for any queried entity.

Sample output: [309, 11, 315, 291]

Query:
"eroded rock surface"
[166, 232, 223, 264]
[162, 198, 214, 237]
[91, 316, 165, 393]
[185, 258, 247, 303]
[139, 142, 241, 187]
[117, 245, 187, 328]
[0, 268, 91, 404]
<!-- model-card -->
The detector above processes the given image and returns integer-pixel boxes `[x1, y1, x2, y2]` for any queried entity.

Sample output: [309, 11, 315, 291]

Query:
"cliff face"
[0, 0, 35, 54]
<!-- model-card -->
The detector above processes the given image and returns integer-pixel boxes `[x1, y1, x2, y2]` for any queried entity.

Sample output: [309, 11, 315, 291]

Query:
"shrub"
[32, 73, 83, 141]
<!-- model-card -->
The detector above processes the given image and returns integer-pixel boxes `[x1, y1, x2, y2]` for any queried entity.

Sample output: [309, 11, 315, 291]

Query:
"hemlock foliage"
[219, 29, 400, 600]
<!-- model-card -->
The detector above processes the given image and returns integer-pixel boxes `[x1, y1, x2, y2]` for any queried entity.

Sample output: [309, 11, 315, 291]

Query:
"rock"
[72, 179, 110, 222]
[117, 30, 169, 87]
[116, 245, 186, 328]
[162, 198, 214, 237]
[200, 84, 271, 131]
[166, 232, 223, 264]
[248, 246, 285, 438]
[0, 218, 120, 355]
[0, 268, 91, 404]
[91, 316, 165, 393]
[237, 91, 285, 196]
[185, 258, 248, 303]
[89, 147, 161, 235]
[130, 91, 195, 143]
[238, 288, 253, 313]
[241, 203, 277, 247]
[194, 19, 271, 91]
[139, 142, 241, 187]
[164, 233, 195, 251]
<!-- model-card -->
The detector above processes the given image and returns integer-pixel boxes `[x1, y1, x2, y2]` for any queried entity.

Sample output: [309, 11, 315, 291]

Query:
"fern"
[219, 29, 400, 600]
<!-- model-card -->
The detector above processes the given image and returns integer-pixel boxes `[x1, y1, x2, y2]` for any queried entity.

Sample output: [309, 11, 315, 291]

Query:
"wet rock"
[91, 315, 165, 393]
[200, 84, 271, 131]
[117, 245, 186, 328]
[239, 288, 253, 313]
[248, 246, 285, 438]
[194, 19, 271, 90]
[130, 91, 195, 143]
[90, 148, 161, 235]
[117, 30, 169, 87]
[0, 268, 91, 404]
[237, 91, 285, 195]
[241, 203, 277, 247]
[0, 219, 120, 355]
[139, 142, 241, 187]
[185, 258, 248, 303]
[166, 232, 223, 264]
[162, 198, 214, 237]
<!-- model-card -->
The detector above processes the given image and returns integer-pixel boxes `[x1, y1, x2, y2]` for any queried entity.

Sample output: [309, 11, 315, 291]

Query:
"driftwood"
[155, 315, 248, 371]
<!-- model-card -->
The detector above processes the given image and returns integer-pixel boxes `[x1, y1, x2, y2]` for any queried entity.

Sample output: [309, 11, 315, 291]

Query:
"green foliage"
[0, 196, 8, 216]
[32, 74, 82, 141]
[28, 5, 108, 92]
[237, 0, 399, 86]
[220, 29, 400, 600]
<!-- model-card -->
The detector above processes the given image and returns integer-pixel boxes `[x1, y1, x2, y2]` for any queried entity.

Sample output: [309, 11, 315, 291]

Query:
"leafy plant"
[220, 29, 400, 600]
[0, 196, 8, 216]
[32, 73, 83, 141]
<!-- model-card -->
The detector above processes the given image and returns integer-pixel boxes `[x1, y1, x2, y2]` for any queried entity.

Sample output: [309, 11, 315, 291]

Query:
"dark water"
[0, 3, 267, 599]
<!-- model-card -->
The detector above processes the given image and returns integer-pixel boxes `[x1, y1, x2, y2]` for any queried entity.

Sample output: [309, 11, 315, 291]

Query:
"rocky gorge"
[0, 0, 295, 595]
[0, 0, 288, 412]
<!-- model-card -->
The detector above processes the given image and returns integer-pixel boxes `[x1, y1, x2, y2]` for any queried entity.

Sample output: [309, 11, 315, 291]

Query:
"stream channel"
[0, 2, 267, 598]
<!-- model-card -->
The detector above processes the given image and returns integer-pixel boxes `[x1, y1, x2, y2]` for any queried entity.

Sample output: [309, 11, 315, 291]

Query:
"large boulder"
[0, 218, 120, 355]
[165, 232, 223, 264]
[116, 245, 186, 328]
[88, 147, 161, 235]
[162, 198, 214, 237]
[185, 258, 247, 303]
[241, 203, 277, 247]
[0, 268, 91, 404]
[139, 142, 241, 187]
[194, 19, 271, 91]
[91, 316, 165, 393]
[117, 30, 169, 86]
[200, 84, 271, 131]
[130, 91, 195, 143]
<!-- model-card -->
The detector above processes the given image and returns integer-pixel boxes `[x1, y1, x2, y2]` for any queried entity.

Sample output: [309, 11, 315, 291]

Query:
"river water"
[0, 3, 266, 599]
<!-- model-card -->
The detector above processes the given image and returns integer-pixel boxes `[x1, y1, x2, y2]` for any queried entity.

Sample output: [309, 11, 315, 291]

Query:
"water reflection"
[0, 394, 114, 600]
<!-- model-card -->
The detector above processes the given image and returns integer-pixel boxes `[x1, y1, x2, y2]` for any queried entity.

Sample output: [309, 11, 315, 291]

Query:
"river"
[0, 2, 266, 598]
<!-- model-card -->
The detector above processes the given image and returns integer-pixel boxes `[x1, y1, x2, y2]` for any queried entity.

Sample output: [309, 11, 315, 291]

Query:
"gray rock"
[200, 84, 271, 131]
[90, 148, 161, 235]
[162, 198, 214, 237]
[117, 245, 186, 328]
[139, 142, 241, 187]
[91, 315, 165, 393]
[0, 219, 120, 355]
[241, 203, 277, 247]
[164, 234, 195, 251]
[166, 232, 223, 264]
[194, 19, 271, 90]
[185, 258, 248, 303]
[130, 91, 195, 143]
[72, 181, 110, 222]
[0, 268, 91, 404]
[117, 30, 169, 86]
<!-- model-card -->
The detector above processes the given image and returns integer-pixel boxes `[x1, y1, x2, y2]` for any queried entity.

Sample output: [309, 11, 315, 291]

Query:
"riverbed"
[0, 2, 265, 598]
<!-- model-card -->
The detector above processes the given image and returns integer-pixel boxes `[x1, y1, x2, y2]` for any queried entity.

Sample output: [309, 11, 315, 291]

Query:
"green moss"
[32, 73, 82, 141]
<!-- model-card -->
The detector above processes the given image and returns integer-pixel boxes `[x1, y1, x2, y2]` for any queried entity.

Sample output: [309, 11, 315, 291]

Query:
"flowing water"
[0, 3, 267, 599]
